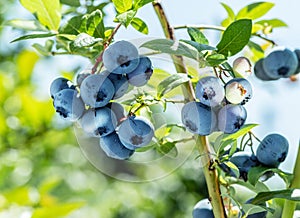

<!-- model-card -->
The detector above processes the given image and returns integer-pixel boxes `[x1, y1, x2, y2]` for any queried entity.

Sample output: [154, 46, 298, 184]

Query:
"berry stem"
[282, 140, 300, 218]
[152, 2, 227, 217]
[91, 23, 122, 74]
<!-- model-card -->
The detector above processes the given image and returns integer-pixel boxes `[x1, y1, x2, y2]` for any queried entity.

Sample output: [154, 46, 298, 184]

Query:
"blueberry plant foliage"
[6, 0, 300, 217]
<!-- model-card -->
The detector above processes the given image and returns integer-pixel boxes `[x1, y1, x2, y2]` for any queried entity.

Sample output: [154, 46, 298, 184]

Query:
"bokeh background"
[0, 0, 300, 217]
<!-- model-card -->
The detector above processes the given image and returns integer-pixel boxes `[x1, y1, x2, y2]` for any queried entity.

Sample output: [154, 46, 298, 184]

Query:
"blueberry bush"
[2, 0, 300, 217]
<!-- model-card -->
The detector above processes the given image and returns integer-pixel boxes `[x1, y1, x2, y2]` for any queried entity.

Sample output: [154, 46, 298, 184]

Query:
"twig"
[152, 2, 227, 217]
[91, 23, 122, 74]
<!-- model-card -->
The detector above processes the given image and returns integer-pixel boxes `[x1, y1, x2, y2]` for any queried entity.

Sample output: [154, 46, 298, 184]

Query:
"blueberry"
[225, 78, 253, 105]
[118, 116, 154, 149]
[53, 89, 85, 121]
[76, 71, 91, 86]
[181, 101, 217, 136]
[195, 76, 225, 107]
[256, 133, 289, 167]
[103, 40, 139, 74]
[192, 198, 214, 218]
[127, 56, 153, 87]
[232, 57, 252, 78]
[79, 107, 117, 137]
[99, 132, 134, 160]
[294, 49, 300, 75]
[230, 151, 259, 181]
[50, 77, 75, 99]
[254, 59, 277, 81]
[106, 102, 126, 125]
[263, 49, 298, 79]
[80, 74, 115, 108]
[217, 104, 247, 134]
[101, 70, 129, 99]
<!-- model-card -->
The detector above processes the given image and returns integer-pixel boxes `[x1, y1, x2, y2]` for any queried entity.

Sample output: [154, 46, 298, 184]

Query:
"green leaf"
[131, 17, 148, 34]
[115, 10, 136, 27]
[157, 141, 178, 157]
[32, 202, 84, 218]
[251, 189, 300, 205]
[70, 33, 102, 48]
[187, 27, 209, 44]
[248, 166, 294, 186]
[217, 19, 252, 57]
[10, 33, 56, 43]
[221, 124, 258, 142]
[20, 0, 61, 30]
[147, 68, 171, 89]
[140, 39, 198, 60]
[133, 0, 153, 10]
[32, 40, 54, 56]
[4, 19, 47, 31]
[220, 2, 235, 27]
[60, 0, 81, 7]
[180, 40, 215, 52]
[86, 10, 105, 38]
[113, 0, 133, 13]
[206, 53, 227, 66]
[236, 2, 274, 20]
[59, 15, 84, 35]
[255, 19, 288, 28]
[157, 73, 190, 98]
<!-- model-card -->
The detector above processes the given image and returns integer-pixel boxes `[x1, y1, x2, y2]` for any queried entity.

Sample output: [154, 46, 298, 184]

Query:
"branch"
[174, 24, 277, 46]
[152, 2, 227, 217]
[282, 140, 300, 218]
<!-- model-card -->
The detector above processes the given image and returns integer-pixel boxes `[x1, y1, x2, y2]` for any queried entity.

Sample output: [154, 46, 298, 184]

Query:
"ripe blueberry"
[195, 76, 225, 107]
[192, 198, 214, 218]
[254, 59, 277, 81]
[79, 107, 117, 137]
[103, 40, 139, 74]
[118, 115, 154, 149]
[181, 101, 217, 136]
[101, 70, 129, 99]
[230, 151, 259, 181]
[50, 77, 75, 99]
[263, 49, 298, 79]
[127, 56, 153, 87]
[256, 133, 289, 167]
[53, 89, 85, 122]
[217, 104, 247, 134]
[100, 132, 134, 160]
[80, 74, 115, 108]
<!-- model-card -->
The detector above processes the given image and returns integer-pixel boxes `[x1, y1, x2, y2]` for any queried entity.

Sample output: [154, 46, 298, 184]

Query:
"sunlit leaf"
[133, 0, 153, 9]
[20, 0, 61, 30]
[113, 0, 133, 13]
[115, 10, 137, 27]
[131, 17, 148, 34]
[32, 202, 84, 218]
[236, 2, 274, 20]
[16, 50, 39, 81]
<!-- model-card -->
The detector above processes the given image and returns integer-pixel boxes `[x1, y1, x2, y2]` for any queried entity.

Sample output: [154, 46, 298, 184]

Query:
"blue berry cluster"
[254, 48, 300, 81]
[221, 133, 289, 182]
[50, 40, 154, 160]
[181, 75, 253, 135]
